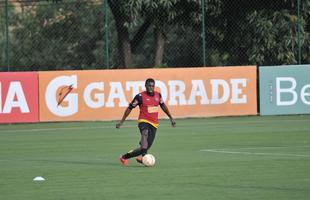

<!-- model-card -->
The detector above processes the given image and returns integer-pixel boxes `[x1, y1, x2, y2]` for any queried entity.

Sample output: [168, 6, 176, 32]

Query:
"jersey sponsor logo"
[147, 106, 159, 113]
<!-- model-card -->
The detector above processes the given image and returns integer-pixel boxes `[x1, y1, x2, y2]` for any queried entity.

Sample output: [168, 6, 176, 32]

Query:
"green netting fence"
[0, 0, 308, 71]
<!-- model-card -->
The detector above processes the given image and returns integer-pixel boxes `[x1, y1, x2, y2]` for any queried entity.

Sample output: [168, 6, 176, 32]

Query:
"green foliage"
[0, 3, 15, 71]
[164, 26, 203, 67]
[0, 6, 5, 69]
[240, 10, 306, 65]
[9, 2, 105, 71]
[0, 0, 309, 70]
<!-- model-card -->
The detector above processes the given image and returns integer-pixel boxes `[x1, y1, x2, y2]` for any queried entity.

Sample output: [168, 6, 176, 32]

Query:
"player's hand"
[171, 119, 176, 127]
[116, 122, 123, 129]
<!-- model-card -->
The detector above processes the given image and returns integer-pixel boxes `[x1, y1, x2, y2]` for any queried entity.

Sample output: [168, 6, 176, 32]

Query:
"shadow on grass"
[0, 158, 144, 168]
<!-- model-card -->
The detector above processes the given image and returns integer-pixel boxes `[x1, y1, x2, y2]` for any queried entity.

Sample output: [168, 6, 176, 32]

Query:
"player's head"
[145, 78, 155, 95]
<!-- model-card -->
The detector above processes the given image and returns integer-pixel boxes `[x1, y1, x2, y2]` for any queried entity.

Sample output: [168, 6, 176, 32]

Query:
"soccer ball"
[142, 154, 156, 167]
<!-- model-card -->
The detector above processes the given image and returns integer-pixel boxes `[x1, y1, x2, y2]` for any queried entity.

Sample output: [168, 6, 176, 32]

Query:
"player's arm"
[160, 103, 176, 127]
[159, 93, 176, 127]
[116, 107, 132, 128]
[116, 94, 141, 129]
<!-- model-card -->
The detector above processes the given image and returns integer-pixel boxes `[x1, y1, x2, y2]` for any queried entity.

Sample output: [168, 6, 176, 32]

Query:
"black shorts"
[138, 122, 157, 150]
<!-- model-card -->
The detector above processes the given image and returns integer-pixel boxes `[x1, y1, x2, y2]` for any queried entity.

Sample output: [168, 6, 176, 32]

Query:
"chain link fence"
[0, 0, 308, 71]
[0, 0, 107, 71]
[0, 1, 7, 69]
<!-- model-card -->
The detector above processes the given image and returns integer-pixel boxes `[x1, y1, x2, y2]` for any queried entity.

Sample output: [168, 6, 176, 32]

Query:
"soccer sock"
[122, 148, 147, 159]
[141, 149, 147, 156]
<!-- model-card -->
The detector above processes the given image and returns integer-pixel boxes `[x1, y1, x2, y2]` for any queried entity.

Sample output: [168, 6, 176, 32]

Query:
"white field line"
[0, 125, 138, 133]
[200, 147, 310, 158]
[0, 118, 309, 134]
[214, 145, 310, 150]
[178, 120, 310, 130]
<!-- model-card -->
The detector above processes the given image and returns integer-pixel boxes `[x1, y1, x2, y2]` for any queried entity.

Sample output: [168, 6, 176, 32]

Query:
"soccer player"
[116, 78, 176, 166]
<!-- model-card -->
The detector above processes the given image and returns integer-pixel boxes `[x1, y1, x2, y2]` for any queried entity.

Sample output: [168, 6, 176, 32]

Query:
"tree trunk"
[131, 17, 152, 54]
[108, 0, 132, 68]
[154, 27, 165, 67]
[118, 28, 132, 68]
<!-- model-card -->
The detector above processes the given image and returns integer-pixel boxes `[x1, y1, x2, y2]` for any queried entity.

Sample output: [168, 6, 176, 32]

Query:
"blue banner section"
[259, 65, 310, 115]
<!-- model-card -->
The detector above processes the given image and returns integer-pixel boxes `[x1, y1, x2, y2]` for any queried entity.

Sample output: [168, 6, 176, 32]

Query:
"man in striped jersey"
[116, 78, 176, 166]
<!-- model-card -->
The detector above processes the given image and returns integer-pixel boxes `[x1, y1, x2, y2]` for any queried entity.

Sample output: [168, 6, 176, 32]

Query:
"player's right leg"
[135, 123, 157, 164]
[119, 156, 128, 166]
[119, 123, 154, 166]
[119, 147, 146, 166]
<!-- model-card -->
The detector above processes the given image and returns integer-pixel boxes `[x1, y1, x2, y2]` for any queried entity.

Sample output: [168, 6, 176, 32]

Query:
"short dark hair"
[145, 78, 155, 85]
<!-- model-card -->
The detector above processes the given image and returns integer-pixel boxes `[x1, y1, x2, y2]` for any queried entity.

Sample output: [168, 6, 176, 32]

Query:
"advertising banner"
[39, 66, 257, 122]
[0, 72, 39, 123]
[259, 65, 310, 115]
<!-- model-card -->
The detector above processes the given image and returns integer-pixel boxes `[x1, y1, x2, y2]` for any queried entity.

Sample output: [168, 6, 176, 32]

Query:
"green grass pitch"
[1, 115, 310, 200]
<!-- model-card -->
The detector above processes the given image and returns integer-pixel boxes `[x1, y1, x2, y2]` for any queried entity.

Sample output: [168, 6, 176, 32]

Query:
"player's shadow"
[3, 158, 143, 168]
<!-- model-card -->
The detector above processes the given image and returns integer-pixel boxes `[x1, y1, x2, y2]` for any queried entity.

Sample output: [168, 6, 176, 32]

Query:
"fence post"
[201, 0, 206, 67]
[297, 0, 301, 64]
[5, 0, 10, 71]
[104, 0, 109, 69]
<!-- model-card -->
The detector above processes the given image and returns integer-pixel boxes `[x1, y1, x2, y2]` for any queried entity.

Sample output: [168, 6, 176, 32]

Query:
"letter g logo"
[45, 75, 78, 116]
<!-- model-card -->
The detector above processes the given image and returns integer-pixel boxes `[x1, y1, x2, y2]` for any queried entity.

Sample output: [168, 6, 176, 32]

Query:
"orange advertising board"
[39, 66, 257, 122]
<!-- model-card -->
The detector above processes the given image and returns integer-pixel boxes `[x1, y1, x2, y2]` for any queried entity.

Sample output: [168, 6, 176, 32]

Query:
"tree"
[108, 0, 222, 68]
[230, 0, 310, 65]
[10, 1, 105, 71]
[3, 0, 310, 71]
